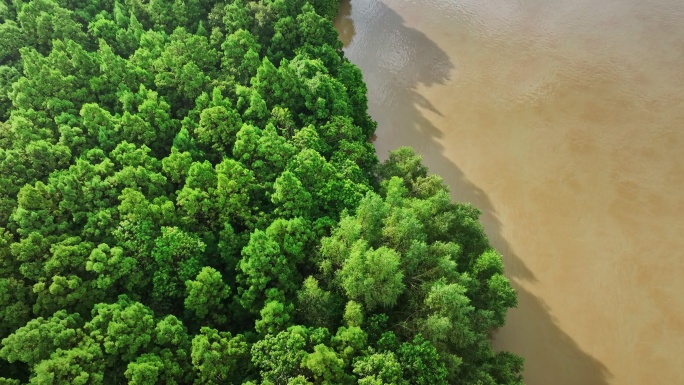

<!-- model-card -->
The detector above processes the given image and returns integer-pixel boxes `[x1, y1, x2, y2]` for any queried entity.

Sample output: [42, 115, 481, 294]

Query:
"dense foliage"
[0, 0, 524, 383]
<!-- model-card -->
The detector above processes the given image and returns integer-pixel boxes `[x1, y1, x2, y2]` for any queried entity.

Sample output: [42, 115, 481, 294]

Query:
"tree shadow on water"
[492, 285, 611, 385]
[334, 0, 356, 47]
[336, 1, 611, 384]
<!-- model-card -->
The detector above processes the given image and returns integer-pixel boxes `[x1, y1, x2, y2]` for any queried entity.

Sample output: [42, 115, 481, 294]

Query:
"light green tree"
[184, 267, 231, 326]
[191, 327, 248, 385]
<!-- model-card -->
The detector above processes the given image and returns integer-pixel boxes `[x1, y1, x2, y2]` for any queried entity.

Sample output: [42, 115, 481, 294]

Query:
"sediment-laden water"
[335, 1, 684, 384]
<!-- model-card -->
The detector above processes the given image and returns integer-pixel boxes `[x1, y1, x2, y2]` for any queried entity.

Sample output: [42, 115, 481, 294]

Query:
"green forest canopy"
[0, 0, 524, 383]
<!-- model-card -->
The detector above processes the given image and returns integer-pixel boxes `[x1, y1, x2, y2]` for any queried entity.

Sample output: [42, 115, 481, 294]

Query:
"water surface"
[335, 1, 684, 384]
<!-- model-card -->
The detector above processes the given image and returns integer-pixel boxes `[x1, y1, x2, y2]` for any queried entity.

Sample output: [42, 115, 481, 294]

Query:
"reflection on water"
[334, 0, 355, 47]
[336, 1, 684, 384]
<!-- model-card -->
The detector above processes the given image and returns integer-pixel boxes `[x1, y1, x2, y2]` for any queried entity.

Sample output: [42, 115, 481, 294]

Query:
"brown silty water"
[335, 0, 684, 384]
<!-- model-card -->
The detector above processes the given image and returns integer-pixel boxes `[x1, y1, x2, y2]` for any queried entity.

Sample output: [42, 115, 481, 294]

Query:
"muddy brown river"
[335, 0, 684, 384]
